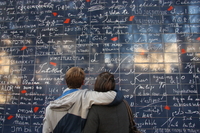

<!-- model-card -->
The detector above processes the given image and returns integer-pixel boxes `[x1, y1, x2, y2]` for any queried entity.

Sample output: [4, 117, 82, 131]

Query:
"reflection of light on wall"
[134, 48, 149, 71]
[0, 51, 8, 56]
[164, 43, 179, 73]
[150, 64, 164, 72]
[1, 39, 33, 46]
[1, 39, 12, 45]
[36, 74, 43, 79]
[9, 75, 21, 84]
[62, 44, 76, 54]
[133, 43, 179, 73]
[164, 53, 179, 62]
[196, 53, 200, 57]
[105, 54, 111, 63]
[0, 50, 21, 103]
[53, 44, 63, 53]
[134, 47, 149, 62]
[165, 43, 178, 53]
[1, 66, 10, 74]
[0, 56, 10, 75]
[0, 94, 6, 104]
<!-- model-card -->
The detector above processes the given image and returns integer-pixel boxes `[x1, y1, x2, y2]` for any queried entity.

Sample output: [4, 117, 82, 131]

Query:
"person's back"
[83, 102, 129, 133]
[82, 72, 130, 133]
[42, 67, 123, 133]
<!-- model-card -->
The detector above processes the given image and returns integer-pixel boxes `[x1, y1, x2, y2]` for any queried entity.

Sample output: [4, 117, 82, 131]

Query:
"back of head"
[94, 72, 115, 92]
[65, 67, 85, 89]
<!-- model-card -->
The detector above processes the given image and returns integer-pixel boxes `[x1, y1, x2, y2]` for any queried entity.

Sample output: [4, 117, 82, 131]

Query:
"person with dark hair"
[43, 67, 123, 133]
[82, 72, 130, 133]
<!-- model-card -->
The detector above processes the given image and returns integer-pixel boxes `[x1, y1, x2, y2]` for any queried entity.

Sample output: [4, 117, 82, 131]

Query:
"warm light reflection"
[164, 43, 179, 73]
[1, 39, 12, 45]
[165, 43, 178, 53]
[0, 56, 11, 75]
[0, 57, 10, 75]
[134, 43, 179, 73]
[164, 53, 179, 63]
[49, 40, 180, 74]
[0, 94, 6, 104]
[0, 39, 21, 103]
[196, 53, 200, 57]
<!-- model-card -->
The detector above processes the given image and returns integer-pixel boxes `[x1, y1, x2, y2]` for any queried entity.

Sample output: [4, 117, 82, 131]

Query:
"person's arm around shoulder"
[84, 89, 124, 107]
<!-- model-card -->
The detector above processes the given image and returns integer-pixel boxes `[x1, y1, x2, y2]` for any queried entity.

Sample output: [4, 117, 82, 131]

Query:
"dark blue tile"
[189, 15, 200, 23]
[133, 33, 148, 43]
[11, 47, 23, 55]
[19, 95, 32, 105]
[147, 24, 161, 33]
[180, 74, 195, 84]
[119, 74, 134, 85]
[148, 33, 162, 43]
[166, 83, 182, 95]
[180, 63, 195, 73]
[190, 24, 200, 33]
[163, 34, 177, 43]
[167, 96, 180, 106]
[0, 104, 6, 114]
[188, 5, 200, 14]
[5, 105, 18, 114]
[76, 35, 89, 44]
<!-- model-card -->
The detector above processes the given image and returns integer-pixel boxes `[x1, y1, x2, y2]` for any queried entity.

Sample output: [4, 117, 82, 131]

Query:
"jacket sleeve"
[42, 106, 53, 133]
[83, 89, 123, 108]
[82, 106, 98, 133]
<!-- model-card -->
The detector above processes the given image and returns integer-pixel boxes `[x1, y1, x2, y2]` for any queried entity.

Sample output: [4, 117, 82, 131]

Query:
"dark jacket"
[82, 101, 129, 133]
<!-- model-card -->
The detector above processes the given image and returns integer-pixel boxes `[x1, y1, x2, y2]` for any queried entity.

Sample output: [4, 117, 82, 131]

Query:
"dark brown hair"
[94, 72, 115, 92]
[65, 67, 85, 88]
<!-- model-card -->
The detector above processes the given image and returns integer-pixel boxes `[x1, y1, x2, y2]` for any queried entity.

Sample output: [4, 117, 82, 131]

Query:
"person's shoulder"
[76, 89, 89, 94]
[89, 105, 104, 112]
[90, 104, 104, 109]
[76, 88, 88, 92]
[91, 104, 115, 109]
[79, 89, 96, 95]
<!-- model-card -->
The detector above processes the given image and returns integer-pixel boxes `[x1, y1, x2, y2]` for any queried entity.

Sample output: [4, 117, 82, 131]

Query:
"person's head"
[65, 67, 85, 89]
[94, 72, 115, 92]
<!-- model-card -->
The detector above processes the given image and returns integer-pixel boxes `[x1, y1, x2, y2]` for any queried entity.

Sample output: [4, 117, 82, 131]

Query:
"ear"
[82, 81, 84, 85]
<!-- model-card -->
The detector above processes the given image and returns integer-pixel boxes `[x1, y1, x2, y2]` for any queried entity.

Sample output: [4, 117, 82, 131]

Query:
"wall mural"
[0, 0, 200, 132]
